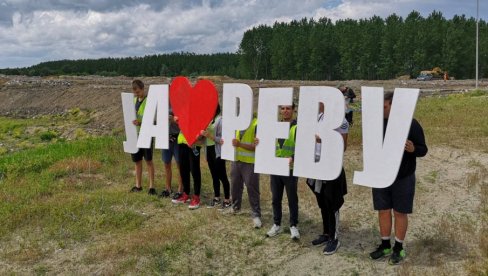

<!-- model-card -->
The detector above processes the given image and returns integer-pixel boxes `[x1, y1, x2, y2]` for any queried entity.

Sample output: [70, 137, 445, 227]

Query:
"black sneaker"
[172, 192, 183, 200]
[219, 201, 232, 210]
[369, 245, 393, 260]
[323, 239, 340, 255]
[311, 234, 329, 246]
[160, 189, 171, 198]
[388, 249, 406, 265]
[207, 198, 222, 208]
[130, 186, 142, 192]
[148, 188, 157, 195]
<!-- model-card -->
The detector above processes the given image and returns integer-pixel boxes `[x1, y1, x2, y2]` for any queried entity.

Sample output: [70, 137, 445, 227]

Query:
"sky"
[0, 0, 486, 69]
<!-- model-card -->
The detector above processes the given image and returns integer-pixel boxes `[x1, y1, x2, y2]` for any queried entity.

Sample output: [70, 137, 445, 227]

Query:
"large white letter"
[255, 88, 293, 175]
[293, 86, 345, 180]
[136, 84, 169, 149]
[121, 93, 138, 153]
[221, 83, 253, 161]
[353, 87, 419, 188]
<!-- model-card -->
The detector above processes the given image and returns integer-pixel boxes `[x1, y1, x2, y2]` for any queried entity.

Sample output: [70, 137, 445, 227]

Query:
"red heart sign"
[169, 76, 218, 146]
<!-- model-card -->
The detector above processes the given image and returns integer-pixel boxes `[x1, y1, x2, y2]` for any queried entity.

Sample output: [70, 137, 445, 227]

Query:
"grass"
[0, 90, 487, 274]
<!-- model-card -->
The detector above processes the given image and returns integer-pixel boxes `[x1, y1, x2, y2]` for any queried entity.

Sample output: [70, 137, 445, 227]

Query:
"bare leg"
[164, 162, 172, 191]
[146, 160, 155, 189]
[378, 209, 392, 238]
[135, 161, 143, 188]
[393, 211, 408, 240]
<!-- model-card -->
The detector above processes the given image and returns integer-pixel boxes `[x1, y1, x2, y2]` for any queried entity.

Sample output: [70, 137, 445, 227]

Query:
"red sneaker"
[171, 192, 189, 204]
[189, 195, 200, 210]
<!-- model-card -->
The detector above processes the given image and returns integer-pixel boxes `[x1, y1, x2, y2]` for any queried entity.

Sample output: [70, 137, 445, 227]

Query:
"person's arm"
[232, 139, 256, 151]
[342, 133, 348, 152]
[406, 119, 428, 157]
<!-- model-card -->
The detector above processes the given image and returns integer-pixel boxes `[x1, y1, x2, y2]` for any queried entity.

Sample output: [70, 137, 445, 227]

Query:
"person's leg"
[164, 162, 172, 190]
[189, 146, 201, 196]
[285, 176, 299, 227]
[216, 157, 231, 201]
[230, 162, 244, 210]
[243, 163, 261, 218]
[178, 144, 191, 195]
[172, 141, 183, 193]
[270, 175, 285, 226]
[379, 209, 393, 238]
[146, 160, 155, 189]
[135, 161, 143, 188]
[206, 145, 220, 198]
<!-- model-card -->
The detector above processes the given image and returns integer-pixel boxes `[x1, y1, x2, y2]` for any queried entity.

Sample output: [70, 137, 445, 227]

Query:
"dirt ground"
[0, 75, 485, 136]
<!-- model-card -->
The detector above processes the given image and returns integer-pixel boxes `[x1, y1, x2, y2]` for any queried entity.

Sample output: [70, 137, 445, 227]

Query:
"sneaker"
[130, 186, 142, 192]
[266, 224, 282, 237]
[253, 217, 262, 229]
[207, 198, 222, 208]
[388, 249, 406, 265]
[323, 239, 341, 255]
[290, 226, 300, 240]
[172, 192, 183, 200]
[148, 188, 157, 195]
[189, 195, 200, 210]
[219, 201, 232, 210]
[312, 234, 329, 246]
[369, 245, 393, 260]
[171, 192, 189, 204]
[159, 189, 171, 198]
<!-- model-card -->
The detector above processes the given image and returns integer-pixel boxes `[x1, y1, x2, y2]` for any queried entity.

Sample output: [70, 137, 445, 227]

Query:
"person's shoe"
[290, 226, 300, 240]
[189, 195, 200, 210]
[311, 234, 329, 246]
[266, 224, 282, 237]
[172, 192, 183, 200]
[159, 189, 171, 198]
[219, 201, 232, 210]
[171, 192, 189, 204]
[207, 198, 221, 208]
[323, 239, 341, 255]
[148, 188, 157, 195]
[369, 245, 393, 260]
[130, 186, 142, 192]
[388, 249, 406, 265]
[253, 217, 262, 229]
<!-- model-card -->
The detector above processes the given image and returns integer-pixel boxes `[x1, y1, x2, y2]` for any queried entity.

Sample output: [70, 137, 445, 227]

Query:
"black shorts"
[131, 147, 153, 162]
[372, 173, 415, 214]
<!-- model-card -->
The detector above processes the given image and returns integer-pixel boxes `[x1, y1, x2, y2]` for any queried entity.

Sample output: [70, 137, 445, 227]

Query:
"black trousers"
[178, 144, 201, 196]
[308, 169, 347, 239]
[206, 145, 230, 199]
[270, 174, 299, 226]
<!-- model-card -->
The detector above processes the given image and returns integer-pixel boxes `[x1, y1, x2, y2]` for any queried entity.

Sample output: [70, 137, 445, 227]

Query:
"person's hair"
[384, 92, 394, 103]
[132, 79, 144, 90]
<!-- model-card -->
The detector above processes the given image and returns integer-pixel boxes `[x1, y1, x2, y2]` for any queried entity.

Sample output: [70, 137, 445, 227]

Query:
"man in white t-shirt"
[307, 102, 349, 255]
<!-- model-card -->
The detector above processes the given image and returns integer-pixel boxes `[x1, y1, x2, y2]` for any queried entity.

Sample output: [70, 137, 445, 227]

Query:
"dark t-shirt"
[384, 118, 428, 180]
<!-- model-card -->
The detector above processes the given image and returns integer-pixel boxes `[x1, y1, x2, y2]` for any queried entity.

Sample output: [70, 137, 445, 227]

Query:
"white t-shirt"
[314, 113, 349, 161]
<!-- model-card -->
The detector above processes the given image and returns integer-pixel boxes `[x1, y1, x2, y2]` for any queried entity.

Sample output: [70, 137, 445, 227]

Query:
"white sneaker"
[266, 224, 282, 237]
[253, 217, 262, 229]
[290, 226, 300, 240]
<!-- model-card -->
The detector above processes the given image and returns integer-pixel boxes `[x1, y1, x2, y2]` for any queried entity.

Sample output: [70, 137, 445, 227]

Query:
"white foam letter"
[353, 87, 419, 188]
[221, 83, 253, 161]
[255, 88, 293, 175]
[121, 93, 138, 153]
[136, 84, 169, 149]
[293, 86, 345, 180]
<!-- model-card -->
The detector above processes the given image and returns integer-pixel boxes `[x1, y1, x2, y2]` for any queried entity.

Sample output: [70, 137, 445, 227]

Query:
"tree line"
[1, 10, 486, 80]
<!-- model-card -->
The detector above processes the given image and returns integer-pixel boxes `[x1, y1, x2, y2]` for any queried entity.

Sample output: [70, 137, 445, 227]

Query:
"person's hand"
[254, 138, 260, 146]
[219, 138, 224, 145]
[132, 119, 141, 126]
[232, 139, 240, 147]
[174, 116, 179, 123]
[315, 134, 321, 143]
[289, 157, 294, 167]
[405, 140, 415, 153]
[200, 130, 209, 137]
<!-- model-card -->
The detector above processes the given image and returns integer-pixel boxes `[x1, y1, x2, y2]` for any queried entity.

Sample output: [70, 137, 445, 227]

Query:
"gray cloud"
[0, 0, 486, 68]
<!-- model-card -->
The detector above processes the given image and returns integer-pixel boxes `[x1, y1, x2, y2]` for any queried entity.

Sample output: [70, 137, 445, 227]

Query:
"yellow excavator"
[417, 67, 447, 81]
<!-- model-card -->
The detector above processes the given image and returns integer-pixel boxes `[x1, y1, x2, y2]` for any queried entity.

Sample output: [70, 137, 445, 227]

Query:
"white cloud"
[0, 0, 486, 68]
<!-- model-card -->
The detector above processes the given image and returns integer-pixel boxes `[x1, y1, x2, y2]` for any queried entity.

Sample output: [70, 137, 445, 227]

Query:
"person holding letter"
[129, 79, 156, 195]
[307, 102, 349, 255]
[369, 92, 428, 265]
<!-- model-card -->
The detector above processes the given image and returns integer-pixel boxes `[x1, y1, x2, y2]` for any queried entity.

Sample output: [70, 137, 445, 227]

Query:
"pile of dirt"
[0, 75, 485, 135]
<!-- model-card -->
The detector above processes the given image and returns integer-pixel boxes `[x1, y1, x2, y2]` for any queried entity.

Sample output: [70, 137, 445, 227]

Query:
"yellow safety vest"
[134, 97, 147, 132]
[275, 124, 296, 158]
[235, 118, 257, 163]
